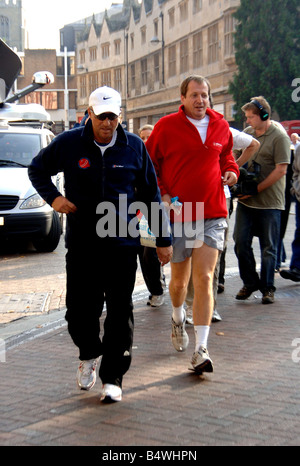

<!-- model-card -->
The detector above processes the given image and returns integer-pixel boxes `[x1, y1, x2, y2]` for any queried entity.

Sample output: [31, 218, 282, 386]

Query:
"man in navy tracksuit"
[29, 87, 173, 403]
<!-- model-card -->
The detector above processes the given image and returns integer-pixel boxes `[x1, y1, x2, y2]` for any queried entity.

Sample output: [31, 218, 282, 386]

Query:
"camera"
[230, 161, 261, 198]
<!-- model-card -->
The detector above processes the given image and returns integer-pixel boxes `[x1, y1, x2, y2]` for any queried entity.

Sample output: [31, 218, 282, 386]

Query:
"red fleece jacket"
[146, 106, 239, 221]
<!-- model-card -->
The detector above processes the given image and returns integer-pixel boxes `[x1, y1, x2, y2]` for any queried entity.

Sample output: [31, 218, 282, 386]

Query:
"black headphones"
[251, 99, 270, 121]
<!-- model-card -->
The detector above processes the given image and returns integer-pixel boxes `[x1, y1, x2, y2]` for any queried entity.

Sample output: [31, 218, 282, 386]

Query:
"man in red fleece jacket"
[146, 75, 239, 375]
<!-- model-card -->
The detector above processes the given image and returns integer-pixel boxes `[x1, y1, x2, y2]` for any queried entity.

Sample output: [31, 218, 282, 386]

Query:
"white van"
[0, 104, 63, 252]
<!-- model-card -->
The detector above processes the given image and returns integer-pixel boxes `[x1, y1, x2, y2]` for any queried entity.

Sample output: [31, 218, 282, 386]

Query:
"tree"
[229, 0, 300, 124]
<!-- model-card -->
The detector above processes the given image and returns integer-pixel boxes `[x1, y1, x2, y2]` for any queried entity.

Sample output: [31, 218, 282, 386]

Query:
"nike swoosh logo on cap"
[103, 97, 112, 100]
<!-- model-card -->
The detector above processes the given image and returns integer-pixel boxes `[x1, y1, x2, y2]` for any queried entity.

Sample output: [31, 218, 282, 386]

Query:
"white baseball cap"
[89, 86, 121, 116]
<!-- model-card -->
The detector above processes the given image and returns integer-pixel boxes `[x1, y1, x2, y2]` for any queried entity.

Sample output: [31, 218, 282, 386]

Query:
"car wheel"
[32, 211, 62, 253]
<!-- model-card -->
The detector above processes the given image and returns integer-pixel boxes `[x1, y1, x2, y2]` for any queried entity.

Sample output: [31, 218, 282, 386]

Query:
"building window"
[114, 68, 122, 92]
[69, 56, 75, 76]
[101, 44, 110, 59]
[42, 92, 58, 110]
[193, 0, 202, 13]
[168, 45, 176, 77]
[25, 91, 58, 110]
[179, 0, 188, 22]
[57, 57, 64, 75]
[25, 92, 40, 105]
[56, 56, 75, 76]
[80, 76, 87, 99]
[208, 23, 219, 63]
[154, 19, 159, 38]
[114, 39, 121, 56]
[90, 46, 97, 61]
[180, 39, 189, 73]
[168, 8, 175, 28]
[224, 13, 236, 57]
[79, 49, 86, 64]
[0, 15, 9, 40]
[131, 64, 136, 90]
[141, 26, 146, 45]
[130, 33, 134, 50]
[141, 58, 148, 86]
[193, 31, 203, 68]
[154, 52, 160, 82]
[101, 71, 111, 87]
[89, 73, 98, 94]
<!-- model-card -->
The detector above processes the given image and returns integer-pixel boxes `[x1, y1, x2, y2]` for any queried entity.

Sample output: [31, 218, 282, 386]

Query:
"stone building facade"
[75, 0, 240, 133]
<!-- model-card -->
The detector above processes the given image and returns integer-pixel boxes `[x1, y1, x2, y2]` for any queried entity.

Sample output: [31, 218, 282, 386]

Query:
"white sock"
[194, 325, 210, 352]
[172, 305, 185, 325]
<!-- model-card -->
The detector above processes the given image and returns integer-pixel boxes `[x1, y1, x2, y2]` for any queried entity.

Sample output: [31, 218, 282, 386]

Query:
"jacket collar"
[179, 105, 224, 123]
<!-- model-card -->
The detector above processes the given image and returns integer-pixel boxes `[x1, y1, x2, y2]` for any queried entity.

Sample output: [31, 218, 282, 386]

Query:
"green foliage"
[229, 0, 300, 123]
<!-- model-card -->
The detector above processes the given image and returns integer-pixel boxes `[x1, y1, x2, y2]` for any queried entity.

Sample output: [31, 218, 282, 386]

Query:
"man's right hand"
[161, 194, 172, 207]
[52, 196, 77, 214]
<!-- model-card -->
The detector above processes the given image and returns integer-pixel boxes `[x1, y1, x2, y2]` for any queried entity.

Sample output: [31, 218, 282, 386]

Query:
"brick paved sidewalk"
[0, 272, 300, 446]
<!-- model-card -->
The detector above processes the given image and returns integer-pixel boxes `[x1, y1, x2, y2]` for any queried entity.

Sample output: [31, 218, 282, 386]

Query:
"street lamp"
[64, 46, 69, 131]
[150, 12, 165, 85]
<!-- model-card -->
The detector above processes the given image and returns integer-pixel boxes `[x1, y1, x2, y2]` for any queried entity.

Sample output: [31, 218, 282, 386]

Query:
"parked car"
[0, 104, 63, 252]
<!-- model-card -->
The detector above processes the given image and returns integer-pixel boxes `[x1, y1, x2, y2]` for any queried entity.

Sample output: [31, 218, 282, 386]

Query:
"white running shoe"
[185, 306, 194, 325]
[171, 312, 189, 352]
[212, 309, 222, 322]
[77, 358, 99, 391]
[100, 384, 122, 403]
[189, 346, 214, 374]
[148, 294, 165, 307]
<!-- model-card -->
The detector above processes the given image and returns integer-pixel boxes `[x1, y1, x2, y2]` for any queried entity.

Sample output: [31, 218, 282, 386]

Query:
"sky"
[23, 0, 121, 49]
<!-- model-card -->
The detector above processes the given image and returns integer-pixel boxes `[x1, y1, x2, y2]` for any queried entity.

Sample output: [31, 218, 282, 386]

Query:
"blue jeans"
[233, 203, 281, 292]
[291, 199, 300, 270]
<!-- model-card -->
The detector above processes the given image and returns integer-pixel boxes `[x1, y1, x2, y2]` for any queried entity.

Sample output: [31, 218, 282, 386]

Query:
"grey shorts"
[171, 218, 227, 263]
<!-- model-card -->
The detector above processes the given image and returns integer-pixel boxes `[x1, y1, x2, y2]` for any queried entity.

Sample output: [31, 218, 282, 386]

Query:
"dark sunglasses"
[91, 110, 119, 121]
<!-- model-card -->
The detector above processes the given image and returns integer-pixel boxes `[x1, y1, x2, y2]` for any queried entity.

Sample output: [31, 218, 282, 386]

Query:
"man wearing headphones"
[234, 96, 291, 304]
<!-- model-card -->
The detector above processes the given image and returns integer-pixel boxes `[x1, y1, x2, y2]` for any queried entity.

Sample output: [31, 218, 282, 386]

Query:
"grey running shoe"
[171, 312, 189, 352]
[77, 358, 99, 391]
[148, 294, 165, 307]
[189, 346, 214, 374]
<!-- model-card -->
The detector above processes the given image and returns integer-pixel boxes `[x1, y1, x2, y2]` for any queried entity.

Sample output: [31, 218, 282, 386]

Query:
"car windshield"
[0, 133, 41, 167]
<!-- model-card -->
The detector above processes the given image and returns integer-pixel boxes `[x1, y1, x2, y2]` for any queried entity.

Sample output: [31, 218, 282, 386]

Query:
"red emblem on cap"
[78, 158, 91, 169]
